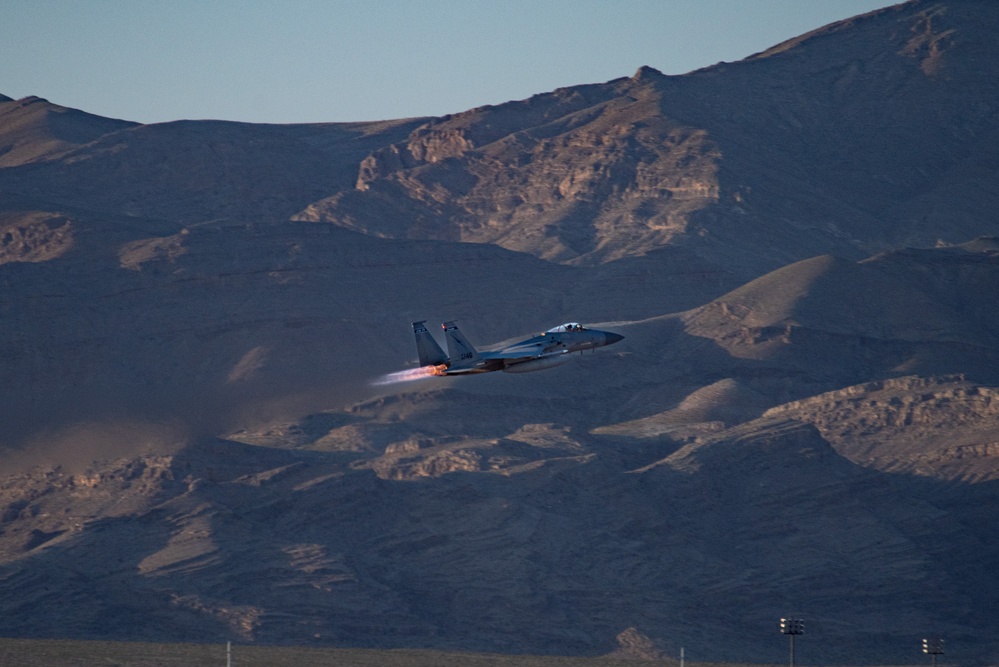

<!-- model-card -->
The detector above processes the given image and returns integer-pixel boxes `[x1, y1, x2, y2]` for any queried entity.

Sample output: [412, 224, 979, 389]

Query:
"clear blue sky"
[1, 1, 897, 125]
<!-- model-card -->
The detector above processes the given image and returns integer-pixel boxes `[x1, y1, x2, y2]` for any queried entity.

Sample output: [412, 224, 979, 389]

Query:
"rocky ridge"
[1, 0, 999, 663]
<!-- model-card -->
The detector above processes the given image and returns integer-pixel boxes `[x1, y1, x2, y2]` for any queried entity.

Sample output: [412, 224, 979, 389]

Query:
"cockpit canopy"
[546, 322, 586, 333]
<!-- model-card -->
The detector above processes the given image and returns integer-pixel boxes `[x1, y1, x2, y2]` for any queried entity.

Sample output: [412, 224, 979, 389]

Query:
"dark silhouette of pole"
[780, 617, 804, 667]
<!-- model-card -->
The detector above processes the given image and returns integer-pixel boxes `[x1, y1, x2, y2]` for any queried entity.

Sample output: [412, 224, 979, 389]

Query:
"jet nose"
[604, 332, 624, 346]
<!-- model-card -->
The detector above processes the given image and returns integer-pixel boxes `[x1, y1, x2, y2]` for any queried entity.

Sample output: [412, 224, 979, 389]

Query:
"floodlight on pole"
[923, 636, 944, 667]
[780, 617, 804, 667]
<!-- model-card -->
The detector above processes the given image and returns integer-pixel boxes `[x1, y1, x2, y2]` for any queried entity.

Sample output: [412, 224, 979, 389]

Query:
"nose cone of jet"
[603, 331, 624, 346]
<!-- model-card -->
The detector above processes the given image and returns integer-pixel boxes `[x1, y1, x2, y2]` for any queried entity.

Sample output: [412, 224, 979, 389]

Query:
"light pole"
[923, 637, 944, 667]
[780, 617, 804, 667]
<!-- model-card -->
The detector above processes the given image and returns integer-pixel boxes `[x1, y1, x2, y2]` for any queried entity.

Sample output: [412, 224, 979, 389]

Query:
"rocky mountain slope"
[298, 0, 999, 274]
[2, 0, 999, 663]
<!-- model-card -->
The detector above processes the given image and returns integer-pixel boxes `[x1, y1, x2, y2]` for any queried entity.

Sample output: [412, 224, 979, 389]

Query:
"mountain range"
[1, 0, 998, 663]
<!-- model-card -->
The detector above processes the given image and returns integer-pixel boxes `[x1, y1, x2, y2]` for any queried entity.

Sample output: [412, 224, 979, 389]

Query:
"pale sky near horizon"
[2, 1, 898, 125]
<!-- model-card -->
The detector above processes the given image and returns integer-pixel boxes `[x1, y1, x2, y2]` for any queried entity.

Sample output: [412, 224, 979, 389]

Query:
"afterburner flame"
[371, 364, 446, 386]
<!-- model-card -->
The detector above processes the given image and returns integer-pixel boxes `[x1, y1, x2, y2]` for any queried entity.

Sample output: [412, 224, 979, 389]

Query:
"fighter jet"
[412, 320, 624, 376]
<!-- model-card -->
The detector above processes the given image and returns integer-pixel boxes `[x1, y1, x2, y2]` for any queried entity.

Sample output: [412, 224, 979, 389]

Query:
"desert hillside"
[1, 1, 998, 664]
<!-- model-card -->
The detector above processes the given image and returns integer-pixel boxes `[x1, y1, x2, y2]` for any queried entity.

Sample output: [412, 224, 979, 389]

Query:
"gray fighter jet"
[413, 320, 624, 376]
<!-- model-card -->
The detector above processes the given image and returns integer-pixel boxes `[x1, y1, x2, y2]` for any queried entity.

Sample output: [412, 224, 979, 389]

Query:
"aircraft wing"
[482, 345, 565, 362]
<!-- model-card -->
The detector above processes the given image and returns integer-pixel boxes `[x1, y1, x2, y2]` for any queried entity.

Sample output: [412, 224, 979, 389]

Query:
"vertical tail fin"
[442, 321, 481, 368]
[413, 321, 448, 367]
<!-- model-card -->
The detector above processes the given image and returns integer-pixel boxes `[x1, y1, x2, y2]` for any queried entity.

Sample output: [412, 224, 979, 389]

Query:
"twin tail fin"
[442, 321, 481, 368]
[413, 321, 448, 367]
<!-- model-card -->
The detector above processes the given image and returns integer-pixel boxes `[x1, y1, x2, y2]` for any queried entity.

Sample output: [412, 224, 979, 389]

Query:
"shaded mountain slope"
[298, 0, 999, 276]
[4, 2, 999, 281]
[0, 100, 426, 227]
[6, 239, 997, 662]
[0, 214, 713, 456]
[681, 241, 999, 383]
[3, 1, 999, 663]
[0, 222, 577, 450]
[2, 414, 996, 664]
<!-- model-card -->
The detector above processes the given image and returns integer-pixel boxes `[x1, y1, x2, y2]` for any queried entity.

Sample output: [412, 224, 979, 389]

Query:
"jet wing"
[482, 344, 564, 362]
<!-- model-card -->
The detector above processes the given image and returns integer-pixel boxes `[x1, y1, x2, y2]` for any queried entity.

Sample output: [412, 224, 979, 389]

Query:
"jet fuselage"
[413, 321, 624, 376]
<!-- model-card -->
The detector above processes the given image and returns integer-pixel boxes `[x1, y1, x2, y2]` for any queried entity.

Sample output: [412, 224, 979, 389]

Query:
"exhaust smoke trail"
[370, 365, 443, 386]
